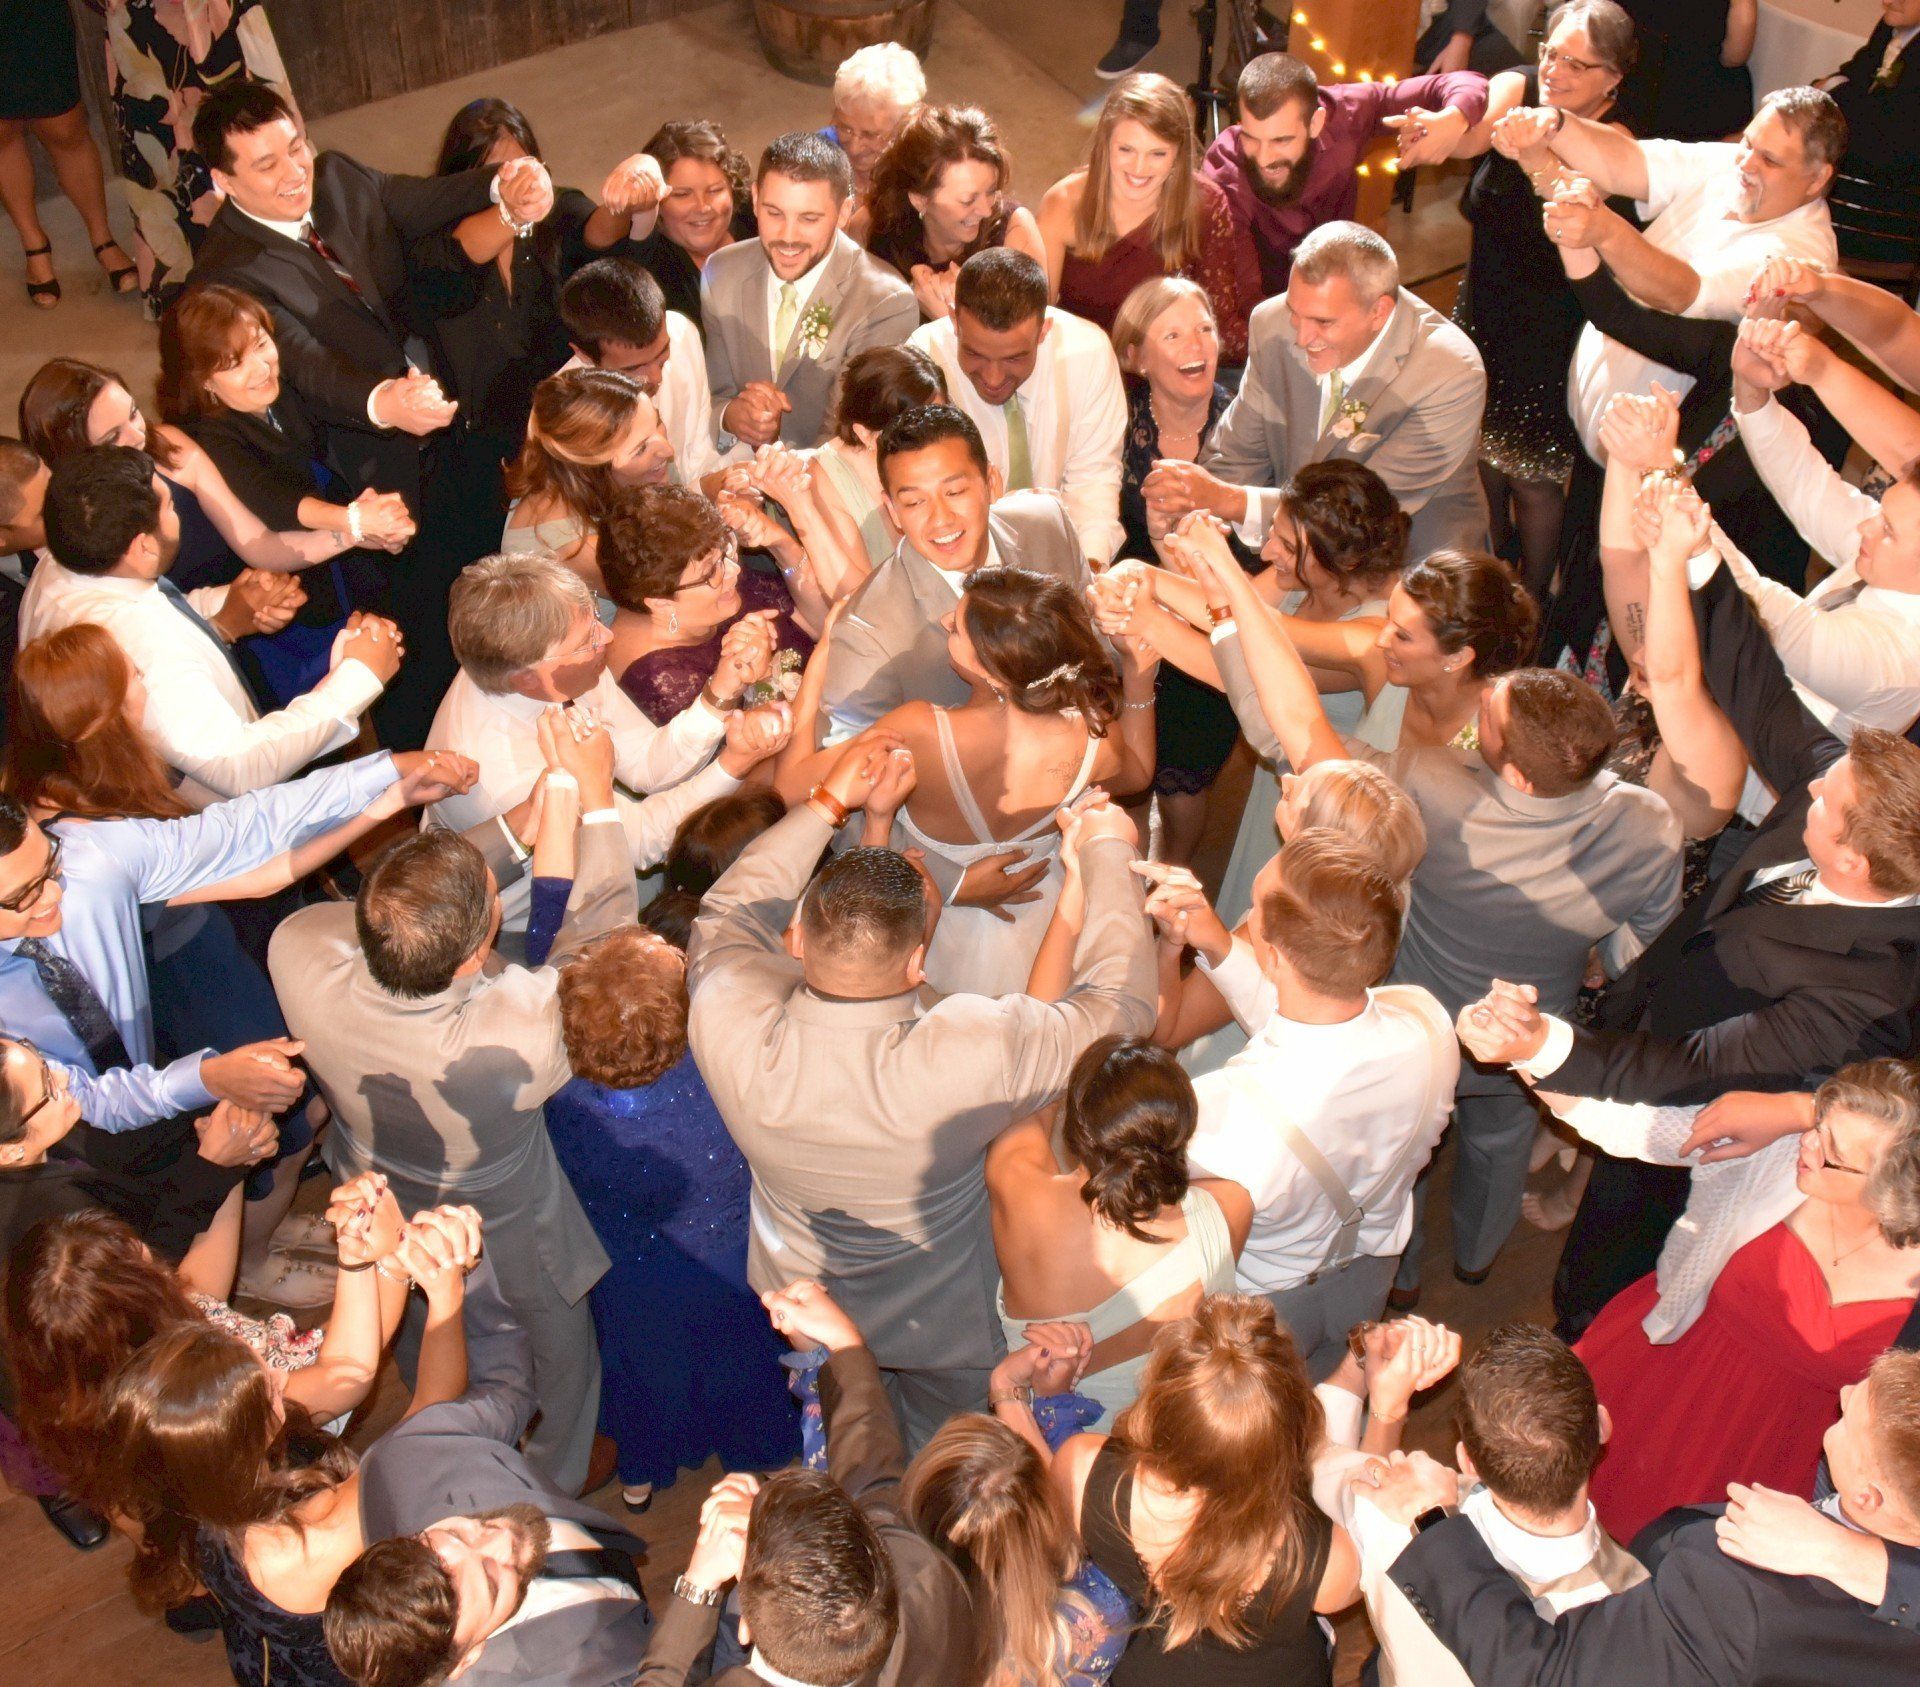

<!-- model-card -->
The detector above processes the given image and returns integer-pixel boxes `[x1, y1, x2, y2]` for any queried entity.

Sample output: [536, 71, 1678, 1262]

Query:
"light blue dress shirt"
[0, 752, 395, 1075]
[53, 1051, 219, 1135]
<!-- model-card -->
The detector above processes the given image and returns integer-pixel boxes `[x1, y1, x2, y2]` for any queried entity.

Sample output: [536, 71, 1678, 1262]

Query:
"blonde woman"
[1038, 75, 1256, 363]
[1046, 1295, 1359, 1684]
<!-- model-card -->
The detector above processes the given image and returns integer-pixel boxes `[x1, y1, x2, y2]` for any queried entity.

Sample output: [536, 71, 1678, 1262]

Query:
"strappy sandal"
[93, 240, 137, 294]
[23, 242, 58, 308]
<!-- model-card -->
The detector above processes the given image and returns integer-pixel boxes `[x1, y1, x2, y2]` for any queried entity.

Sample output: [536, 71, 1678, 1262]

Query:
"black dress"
[1454, 68, 1625, 487]
[1615, 0, 1755, 142]
[1120, 376, 1248, 797]
[200, 1521, 350, 1686]
[622, 207, 757, 334]
[0, 0, 81, 120]
[1080, 1437, 1334, 1686]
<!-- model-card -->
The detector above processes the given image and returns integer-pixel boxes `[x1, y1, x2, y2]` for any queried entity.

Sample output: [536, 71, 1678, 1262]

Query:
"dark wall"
[270, 0, 715, 119]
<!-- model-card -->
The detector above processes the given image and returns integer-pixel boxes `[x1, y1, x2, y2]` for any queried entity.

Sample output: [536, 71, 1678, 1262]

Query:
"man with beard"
[1202, 52, 1491, 296]
[701, 132, 918, 450]
[323, 1265, 654, 1686]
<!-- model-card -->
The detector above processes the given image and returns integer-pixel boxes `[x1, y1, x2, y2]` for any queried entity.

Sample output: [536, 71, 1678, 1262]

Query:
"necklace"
[1827, 1203, 1879, 1268]
[1150, 393, 1210, 446]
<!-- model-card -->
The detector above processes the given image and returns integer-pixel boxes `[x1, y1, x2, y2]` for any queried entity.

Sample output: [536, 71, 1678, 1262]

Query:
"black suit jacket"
[1551, 566, 1920, 1104]
[1393, 1511, 1920, 1685]
[189, 152, 496, 499]
[1831, 24, 1920, 180]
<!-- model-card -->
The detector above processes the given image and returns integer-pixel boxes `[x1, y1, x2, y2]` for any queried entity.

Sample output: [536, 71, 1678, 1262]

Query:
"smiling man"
[702, 132, 918, 453]
[907, 248, 1127, 566]
[1201, 51, 1491, 294]
[816, 404, 1095, 747]
[1143, 220, 1489, 561]
[1498, 84, 1843, 460]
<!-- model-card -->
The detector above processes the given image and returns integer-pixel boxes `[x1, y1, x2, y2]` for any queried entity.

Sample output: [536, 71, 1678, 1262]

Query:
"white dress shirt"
[1731, 397, 1920, 737]
[1187, 941, 1459, 1292]
[766, 250, 831, 364]
[1569, 141, 1837, 455]
[424, 665, 736, 927]
[485, 1516, 637, 1643]
[908, 308, 1128, 564]
[18, 560, 382, 799]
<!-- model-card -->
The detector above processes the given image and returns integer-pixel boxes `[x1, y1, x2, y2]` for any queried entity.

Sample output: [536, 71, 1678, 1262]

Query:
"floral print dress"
[99, 0, 298, 307]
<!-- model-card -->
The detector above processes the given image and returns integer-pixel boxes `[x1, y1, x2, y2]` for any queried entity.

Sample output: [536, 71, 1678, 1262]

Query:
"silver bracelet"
[1124, 697, 1155, 711]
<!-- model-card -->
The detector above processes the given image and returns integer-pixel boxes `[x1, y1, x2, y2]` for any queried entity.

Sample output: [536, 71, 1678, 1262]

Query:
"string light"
[1286, 7, 1402, 86]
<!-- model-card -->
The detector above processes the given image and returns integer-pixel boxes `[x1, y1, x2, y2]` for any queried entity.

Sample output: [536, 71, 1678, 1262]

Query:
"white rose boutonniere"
[1329, 395, 1372, 441]
[796, 302, 834, 360]
[744, 647, 805, 708]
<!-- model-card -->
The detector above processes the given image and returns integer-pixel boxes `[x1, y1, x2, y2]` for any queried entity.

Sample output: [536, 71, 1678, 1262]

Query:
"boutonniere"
[1329, 395, 1372, 440]
[795, 302, 834, 360]
[744, 647, 804, 708]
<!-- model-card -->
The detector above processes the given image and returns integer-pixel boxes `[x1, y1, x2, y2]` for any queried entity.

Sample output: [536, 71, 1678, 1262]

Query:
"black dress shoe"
[1385, 1283, 1421, 1313]
[36, 1492, 108, 1551]
[1096, 34, 1159, 77]
[1453, 1263, 1493, 1287]
[163, 1594, 222, 1641]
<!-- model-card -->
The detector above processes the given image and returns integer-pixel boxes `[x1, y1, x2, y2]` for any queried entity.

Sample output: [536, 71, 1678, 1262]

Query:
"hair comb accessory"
[1027, 660, 1083, 693]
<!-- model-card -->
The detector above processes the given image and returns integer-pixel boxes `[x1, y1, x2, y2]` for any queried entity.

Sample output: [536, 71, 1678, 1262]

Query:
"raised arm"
[1494, 105, 1650, 201]
[1741, 314, 1920, 481]
[1752, 257, 1920, 393]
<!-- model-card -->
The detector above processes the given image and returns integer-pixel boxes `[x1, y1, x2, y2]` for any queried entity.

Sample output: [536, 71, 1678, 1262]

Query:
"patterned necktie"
[541, 1547, 645, 1601]
[14, 938, 131, 1073]
[773, 281, 800, 362]
[1003, 394, 1033, 492]
[156, 577, 270, 714]
[1320, 367, 1346, 435]
[303, 227, 364, 298]
[1739, 864, 1819, 908]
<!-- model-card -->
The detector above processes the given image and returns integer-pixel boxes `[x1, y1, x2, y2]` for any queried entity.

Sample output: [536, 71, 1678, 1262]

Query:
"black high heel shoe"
[94, 240, 137, 294]
[23, 242, 58, 308]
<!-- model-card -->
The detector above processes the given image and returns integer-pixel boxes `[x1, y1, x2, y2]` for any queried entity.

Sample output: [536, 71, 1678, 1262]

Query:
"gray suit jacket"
[268, 818, 638, 1315]
[702, 230, 918, 447]
[1205, 288, 1489, 560]
[357, 1265, 651, 1686]
[684, 804, 1156, 1372]
[819, 490, 1091, 746]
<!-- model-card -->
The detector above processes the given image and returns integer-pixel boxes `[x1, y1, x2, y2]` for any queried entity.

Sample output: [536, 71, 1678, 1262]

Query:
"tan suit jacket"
[685, 805, 1156, 1373]
[268, 817, 638, 1309]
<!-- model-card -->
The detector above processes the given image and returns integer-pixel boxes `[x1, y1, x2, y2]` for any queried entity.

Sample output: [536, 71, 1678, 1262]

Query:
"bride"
[785, 565, 1158, 996]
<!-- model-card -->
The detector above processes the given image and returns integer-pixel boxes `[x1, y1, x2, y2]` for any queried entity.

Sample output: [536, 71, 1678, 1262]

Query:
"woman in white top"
[500, 367, 673, 591]
[989, 1036, 1252, 1419]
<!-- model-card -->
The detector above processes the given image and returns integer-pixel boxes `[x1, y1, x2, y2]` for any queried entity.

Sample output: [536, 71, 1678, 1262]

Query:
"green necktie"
[1320, 367, 1346, 435]
[773, 281, 799, 362]
[1003, 393, 1032, 492]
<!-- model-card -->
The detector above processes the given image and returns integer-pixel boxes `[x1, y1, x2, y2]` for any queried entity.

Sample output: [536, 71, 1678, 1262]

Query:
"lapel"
[1314, 293, 1418, 456]
[775, 233, 861, 386]
[215, 193, 393, 338]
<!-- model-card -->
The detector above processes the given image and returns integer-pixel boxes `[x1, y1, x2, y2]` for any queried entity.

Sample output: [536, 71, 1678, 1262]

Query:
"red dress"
[1575, 1223, 1912, 1544]
[1057, 174, 1259, 364]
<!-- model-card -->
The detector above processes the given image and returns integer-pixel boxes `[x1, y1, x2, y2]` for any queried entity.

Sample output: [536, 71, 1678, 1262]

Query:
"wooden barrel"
[751, 0, 937, 85]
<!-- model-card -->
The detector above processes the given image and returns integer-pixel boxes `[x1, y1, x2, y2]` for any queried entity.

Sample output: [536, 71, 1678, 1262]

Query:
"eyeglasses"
[0, 835, 62, 914]
[1540, 44, 1605, 75]
[15, 1049, 58, 1134]
[1807, 1124, 1871, 1176]
[678, 533, 739, 595]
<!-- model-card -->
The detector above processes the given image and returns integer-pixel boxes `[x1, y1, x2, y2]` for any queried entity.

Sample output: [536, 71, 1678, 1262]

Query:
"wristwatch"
[989, 1382, 1035, 1410]
[673, 1574, 728, 1607]
[1412, 1505, 1455, 1534]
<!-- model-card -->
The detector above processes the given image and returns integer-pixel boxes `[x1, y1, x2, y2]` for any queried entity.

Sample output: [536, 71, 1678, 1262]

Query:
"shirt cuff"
[321, 656, 388, 717]
[366, 378, 394, 430]
[1232, 486, 1273, 548]
[1512, 1014, 1575, 1080]
[495, 813, 530, 864]
[488, 173, 504, 206]
[1195, 933, 1261, 993]
[1686, 547, 1721, 589]
[582, 808, 622, 826]
[181, 1051, 220, 1112]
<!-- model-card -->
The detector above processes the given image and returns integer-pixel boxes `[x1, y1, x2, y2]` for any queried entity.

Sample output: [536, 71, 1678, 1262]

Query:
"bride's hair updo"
[959, 566, 1122, 734]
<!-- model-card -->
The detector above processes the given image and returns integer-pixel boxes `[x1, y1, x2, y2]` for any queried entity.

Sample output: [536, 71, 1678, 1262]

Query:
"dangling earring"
[666, 609, 679, 636]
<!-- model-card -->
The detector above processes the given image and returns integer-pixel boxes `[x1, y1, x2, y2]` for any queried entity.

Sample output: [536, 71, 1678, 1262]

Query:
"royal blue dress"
[531, 880, 799, 1490]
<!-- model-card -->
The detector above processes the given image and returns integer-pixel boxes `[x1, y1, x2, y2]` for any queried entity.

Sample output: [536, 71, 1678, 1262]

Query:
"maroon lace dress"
[616, 568, 815, 725]
[1057, 174, 1257, 364]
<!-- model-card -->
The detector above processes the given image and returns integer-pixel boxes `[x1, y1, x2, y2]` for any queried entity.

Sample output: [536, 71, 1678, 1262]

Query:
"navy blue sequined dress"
[544, 1052, 800, 1489]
